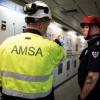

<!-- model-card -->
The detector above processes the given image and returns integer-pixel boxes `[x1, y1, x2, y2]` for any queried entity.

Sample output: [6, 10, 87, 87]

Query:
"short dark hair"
[25, 17, 50, 24]
[25, 17, 35, 24]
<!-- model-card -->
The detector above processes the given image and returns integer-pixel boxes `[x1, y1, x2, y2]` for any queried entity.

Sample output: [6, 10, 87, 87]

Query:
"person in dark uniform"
[0, 1, 66, 100]
[78, 16, 100, 100]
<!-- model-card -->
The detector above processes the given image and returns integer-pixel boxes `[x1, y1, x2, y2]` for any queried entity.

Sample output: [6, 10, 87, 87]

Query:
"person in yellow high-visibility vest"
[0, 1, 66, 100]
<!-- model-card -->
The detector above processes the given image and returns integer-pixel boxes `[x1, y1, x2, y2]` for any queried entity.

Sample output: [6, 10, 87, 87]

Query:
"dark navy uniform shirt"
[78, 36, 100, 93]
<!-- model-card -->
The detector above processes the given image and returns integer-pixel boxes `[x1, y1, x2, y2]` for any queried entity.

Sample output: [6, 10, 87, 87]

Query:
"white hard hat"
[23, 1, 52, 20]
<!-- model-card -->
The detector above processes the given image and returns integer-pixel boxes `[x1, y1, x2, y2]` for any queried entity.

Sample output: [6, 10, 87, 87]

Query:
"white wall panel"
[0, 4, 25, 44]
[0, 5, 15, 43]
[53, 62, 65, 87]
[14, 11, 25, 35]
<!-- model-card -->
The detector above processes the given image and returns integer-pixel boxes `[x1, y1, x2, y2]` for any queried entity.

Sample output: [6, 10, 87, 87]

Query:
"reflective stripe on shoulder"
[3, 88, 51, 99]
[0, 71, 51, 82]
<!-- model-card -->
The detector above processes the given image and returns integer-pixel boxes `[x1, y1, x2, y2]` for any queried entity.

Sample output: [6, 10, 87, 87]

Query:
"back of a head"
[23, 1, 52, 23]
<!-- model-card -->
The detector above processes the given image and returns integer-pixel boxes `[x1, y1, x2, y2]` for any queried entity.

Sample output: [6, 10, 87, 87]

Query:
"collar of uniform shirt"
[23, 28, 41, 36]
[88, 36, 100, 46]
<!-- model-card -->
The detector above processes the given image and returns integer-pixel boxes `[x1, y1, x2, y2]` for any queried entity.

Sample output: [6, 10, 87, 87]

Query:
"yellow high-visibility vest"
[0, 32, 66, 99]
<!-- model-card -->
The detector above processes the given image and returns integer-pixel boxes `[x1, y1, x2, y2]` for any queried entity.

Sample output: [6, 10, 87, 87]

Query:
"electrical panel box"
[0, 4, 25, 44]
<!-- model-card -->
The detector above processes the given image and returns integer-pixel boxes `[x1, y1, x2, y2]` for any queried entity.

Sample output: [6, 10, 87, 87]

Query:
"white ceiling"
[24, 0, 100, 34]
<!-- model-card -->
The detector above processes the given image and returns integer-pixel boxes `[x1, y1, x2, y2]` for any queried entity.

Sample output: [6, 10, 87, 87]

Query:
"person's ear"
[96, 27, 99, 33]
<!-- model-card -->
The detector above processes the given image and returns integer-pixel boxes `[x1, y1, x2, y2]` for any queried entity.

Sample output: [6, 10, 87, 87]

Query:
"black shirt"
[78, 36, 100, 92]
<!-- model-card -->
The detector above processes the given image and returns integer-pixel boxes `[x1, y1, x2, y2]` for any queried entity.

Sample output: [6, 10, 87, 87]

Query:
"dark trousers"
[2, 89, 55, 100]
[78, 92, 100, 100]
[84, 94, 100, 100]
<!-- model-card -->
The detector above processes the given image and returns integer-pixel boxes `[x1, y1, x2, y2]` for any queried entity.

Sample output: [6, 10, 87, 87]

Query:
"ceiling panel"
[53, 0, 77, 10]
[76, 0, 99, 16]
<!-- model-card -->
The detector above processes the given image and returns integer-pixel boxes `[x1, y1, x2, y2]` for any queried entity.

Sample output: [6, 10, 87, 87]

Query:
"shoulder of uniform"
[95, 41, 100, 46]
[1, 34, 20, 46]
[89, 41, 100, 57]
